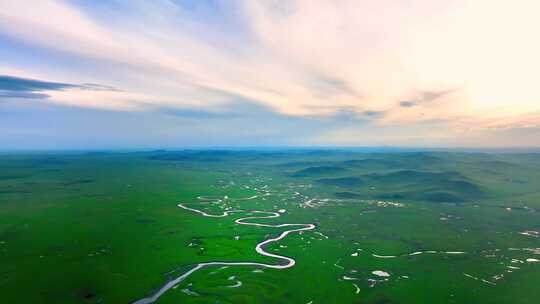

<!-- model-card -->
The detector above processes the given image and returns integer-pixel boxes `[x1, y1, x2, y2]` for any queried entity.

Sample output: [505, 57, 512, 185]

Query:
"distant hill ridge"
[291, 166, 347, 177]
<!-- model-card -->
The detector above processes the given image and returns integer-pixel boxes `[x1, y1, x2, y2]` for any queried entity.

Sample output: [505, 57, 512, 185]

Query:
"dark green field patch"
[316, 177, 364, 187]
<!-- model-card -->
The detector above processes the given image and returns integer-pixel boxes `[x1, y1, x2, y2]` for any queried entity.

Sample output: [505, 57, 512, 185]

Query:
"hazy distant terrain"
[1, 150, 540, 303]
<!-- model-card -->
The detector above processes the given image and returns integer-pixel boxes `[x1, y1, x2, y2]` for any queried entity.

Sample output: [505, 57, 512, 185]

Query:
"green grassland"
[1, 150, 540, 303]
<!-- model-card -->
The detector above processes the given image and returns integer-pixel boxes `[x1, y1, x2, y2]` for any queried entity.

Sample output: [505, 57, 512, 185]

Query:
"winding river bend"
[133, 196, 315, 304]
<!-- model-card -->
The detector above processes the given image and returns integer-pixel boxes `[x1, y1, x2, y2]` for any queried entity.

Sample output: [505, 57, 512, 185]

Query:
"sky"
[1, 0, 540, 149]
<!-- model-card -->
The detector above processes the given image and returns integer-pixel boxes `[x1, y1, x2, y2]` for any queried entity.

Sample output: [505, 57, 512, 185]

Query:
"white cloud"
[1, 0, 540, 141]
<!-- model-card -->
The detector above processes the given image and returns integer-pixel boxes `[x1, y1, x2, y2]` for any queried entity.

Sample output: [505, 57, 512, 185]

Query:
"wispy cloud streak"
[1, 0, 539, 147]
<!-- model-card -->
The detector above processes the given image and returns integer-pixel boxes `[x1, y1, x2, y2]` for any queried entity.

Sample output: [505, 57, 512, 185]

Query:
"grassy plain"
[1, 150, 540, 303]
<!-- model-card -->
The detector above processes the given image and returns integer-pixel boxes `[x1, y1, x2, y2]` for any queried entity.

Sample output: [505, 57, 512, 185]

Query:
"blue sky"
[1, 0, 540, 149]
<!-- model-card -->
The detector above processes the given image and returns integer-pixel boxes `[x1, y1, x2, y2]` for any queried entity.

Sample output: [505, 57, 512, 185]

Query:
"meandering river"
[132, 195, 315, 304]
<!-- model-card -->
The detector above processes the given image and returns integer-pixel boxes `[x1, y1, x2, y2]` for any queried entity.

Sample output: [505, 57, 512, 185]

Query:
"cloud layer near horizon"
[1, 0, 539, 148]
